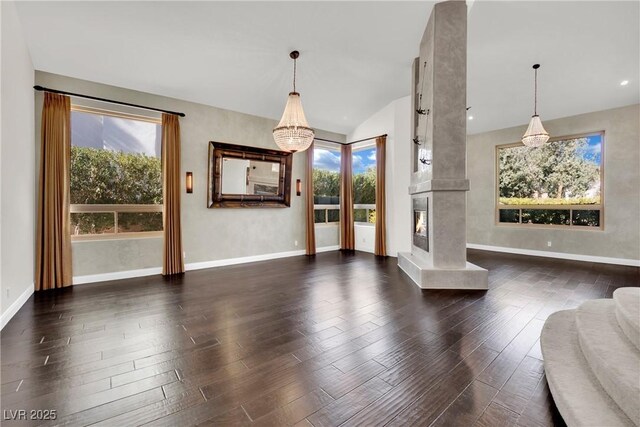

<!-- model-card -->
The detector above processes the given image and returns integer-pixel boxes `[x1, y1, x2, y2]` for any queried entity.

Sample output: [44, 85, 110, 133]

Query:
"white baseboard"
[1, 284, 34, 330]
[185, 249, 307, 271]
[72, 246, 341, 284]
[73, 267, 163, 285]
[186, 246, 340, 270]
[316, 245, 340, 253]
[467, 243, 640, 267]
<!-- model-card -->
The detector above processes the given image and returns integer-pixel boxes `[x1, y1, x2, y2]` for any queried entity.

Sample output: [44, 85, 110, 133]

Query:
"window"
[497, 132, 603, 228]
[70, 106, 163, 239]
[313, 145, 340, 224]
[353, 145, 376, 224]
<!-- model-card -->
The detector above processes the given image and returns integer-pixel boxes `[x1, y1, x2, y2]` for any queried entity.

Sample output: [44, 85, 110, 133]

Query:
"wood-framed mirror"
[207, 141, 293, 208]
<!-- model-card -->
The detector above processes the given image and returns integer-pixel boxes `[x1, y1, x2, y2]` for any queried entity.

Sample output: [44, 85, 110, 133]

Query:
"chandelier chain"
[293, 57, 297, 93]
[534, 66, 538, 116]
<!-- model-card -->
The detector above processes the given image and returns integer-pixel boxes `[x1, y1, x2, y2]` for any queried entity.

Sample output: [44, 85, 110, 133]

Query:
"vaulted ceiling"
[15, 1, 639, 135]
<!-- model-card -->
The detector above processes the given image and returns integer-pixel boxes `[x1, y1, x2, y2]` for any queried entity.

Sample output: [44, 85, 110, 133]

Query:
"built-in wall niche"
[208, 142, 292, 208]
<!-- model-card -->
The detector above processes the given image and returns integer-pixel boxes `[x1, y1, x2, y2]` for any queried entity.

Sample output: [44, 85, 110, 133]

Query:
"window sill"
[315, 223, 340, 228]
[495, 223, 604, 231]
[354, 222, 375, 227]
[71, 231, 163, 242]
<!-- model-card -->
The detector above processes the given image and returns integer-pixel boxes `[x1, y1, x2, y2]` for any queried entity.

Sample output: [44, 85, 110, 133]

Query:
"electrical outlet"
[547, 241, 552, 247]
[183, 251, 186, 260]
[294, 240, 298, 247]
[6, 289, 10, 299]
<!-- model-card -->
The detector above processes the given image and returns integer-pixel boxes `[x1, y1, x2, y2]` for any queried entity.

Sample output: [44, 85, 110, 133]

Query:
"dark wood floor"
[1, 250, 638, 426]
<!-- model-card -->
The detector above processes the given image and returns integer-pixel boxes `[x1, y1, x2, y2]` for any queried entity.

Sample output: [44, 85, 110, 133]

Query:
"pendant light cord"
[293, 57, 297, 93]
[534, 66, 538, 116]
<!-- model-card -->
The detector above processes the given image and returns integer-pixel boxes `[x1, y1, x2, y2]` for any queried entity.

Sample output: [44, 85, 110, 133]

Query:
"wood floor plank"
[430, 380, 498, 427]
[251, 388, 334, 426]
[477, 318, 545, 390]
[516, 375, 568, 427]
[386, 344, 499, 426]
[340, 349, 463, 427]
[475, 402, 521, 427]
[2, 250, 632, 426]
[306, 377, 391, 427]
[493, 356, 545, 414]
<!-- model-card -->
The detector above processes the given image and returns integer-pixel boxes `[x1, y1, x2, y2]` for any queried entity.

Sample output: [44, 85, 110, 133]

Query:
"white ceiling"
[467, 1, 639, 134]
[15, 1, 640, 135]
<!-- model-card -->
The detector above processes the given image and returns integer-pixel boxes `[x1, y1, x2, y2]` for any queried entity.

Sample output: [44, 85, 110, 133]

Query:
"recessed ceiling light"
[620, 80, 629, 86]
[468, 116, 474, 120]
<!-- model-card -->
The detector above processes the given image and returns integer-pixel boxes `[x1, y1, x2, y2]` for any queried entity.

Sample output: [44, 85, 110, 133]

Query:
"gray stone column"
[398, 0, 488, 289]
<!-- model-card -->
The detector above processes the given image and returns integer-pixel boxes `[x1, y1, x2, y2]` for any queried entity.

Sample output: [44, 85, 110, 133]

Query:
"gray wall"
[1, 1, 36, 316]
[34, 72, 345, 277]
[467, 104, 640, 262]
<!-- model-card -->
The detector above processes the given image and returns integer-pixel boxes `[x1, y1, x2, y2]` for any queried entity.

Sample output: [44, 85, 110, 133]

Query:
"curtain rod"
[315, 133, 387, 146]
[33, 85, 186, 117]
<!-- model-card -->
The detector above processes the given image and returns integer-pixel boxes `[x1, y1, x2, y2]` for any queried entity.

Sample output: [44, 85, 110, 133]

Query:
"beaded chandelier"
[273, 51, 314, 153]
[522, 64, 550, 148]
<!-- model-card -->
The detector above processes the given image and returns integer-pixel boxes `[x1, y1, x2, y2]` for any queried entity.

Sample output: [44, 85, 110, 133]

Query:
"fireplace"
[412, 197, 429, 252]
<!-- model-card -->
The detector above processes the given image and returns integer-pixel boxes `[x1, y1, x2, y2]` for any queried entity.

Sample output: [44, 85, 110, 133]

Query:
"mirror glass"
[221, 158, 280, 195]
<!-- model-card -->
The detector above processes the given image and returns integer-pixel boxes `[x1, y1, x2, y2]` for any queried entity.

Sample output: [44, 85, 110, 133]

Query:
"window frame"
[352, 141, 377, 226]
[495, 131, 605, 231]
[70, 105, 164, 241]
[312, 141, 342, 227]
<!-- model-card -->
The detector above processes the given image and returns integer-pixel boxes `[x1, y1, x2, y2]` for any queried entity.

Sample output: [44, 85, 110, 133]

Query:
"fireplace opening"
[415, 211, 427, 237]
[412, 197, 429, 252]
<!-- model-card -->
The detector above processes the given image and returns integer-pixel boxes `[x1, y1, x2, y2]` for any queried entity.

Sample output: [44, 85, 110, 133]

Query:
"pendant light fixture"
[522, 64, 550, 148]
[273, 50, 315, 153]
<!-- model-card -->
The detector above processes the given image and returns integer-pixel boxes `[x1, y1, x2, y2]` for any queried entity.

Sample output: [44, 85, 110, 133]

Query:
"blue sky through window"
[71, 111, 161, 157]
[313, 147, 341, 172]
[353, 147, 376, 174]
[579, 134, 602, 165]
[313, 146, 377, 174]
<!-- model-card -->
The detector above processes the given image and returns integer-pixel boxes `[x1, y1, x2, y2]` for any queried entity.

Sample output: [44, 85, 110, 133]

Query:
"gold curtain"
[375, 136, 387, 256]
[36, 93, 73, 291]
[305, 143, 316, 255]
[162, 114, 185, 275]
[340, 144, 355, 250]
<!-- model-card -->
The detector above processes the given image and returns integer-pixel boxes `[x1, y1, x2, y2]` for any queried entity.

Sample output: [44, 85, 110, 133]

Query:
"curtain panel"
[340, 144, 355, 250]
[161, 114, 185, 275]
[305, 143, 316, 255]
[375, 136, 387, 256]
[36, 93, 73, 291]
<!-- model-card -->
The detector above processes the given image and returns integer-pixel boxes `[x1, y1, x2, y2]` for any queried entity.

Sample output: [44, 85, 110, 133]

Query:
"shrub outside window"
[313, 145, 341, 224]
[496, 132, 603, 229]
[352, 145, 376, 224]
[70, 106, 163, 240]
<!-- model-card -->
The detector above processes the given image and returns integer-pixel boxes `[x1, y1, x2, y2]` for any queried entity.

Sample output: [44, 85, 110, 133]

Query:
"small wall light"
[296, 179, 302, 196]
[186, 172, 193, 193]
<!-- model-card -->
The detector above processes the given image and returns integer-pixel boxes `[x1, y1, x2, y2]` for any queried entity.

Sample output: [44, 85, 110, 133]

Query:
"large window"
[313, 145, 340, 224]
[353, 145, 376, 224]
[70, 107, 163, 239]
[497, 132, 603, 228]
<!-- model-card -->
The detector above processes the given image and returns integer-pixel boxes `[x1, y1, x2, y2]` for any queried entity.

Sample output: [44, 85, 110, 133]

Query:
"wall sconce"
[296, 179, 302, 196]
[186, 172, 193, 193]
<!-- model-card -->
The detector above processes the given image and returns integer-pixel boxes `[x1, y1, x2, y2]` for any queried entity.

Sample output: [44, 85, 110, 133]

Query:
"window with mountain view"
[353, 146, 376, 224]
[497, 132, 603, 228]
[70, 107, 163, 238]
[313, 145, 341, 224]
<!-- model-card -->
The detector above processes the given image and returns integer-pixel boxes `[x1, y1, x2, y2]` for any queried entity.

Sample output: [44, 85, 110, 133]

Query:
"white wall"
[467, 104, 640, 263]
[1, 0, 36, 326]
[350, 95, 639, 265]
[348, 96, 412, 256]
[35, 71, 346, 280]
